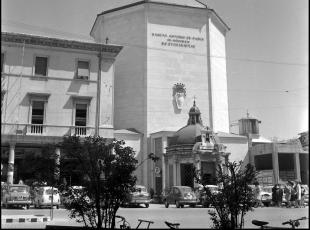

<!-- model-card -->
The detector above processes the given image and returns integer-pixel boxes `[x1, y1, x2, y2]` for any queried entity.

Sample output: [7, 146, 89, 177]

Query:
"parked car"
[249, 185, 272, 207]
[61, 186, 90, 206]
[33, 186, 60, 209]
[2, 184, 32, 209]
[124, 185, 151, 208]
[163, 186, 198, 208]
[195, 184, 219, 208]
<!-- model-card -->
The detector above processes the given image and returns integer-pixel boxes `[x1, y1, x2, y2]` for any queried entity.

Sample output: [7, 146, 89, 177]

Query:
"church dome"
[172, 123, 204, 145]
[169, 100, 205, 145]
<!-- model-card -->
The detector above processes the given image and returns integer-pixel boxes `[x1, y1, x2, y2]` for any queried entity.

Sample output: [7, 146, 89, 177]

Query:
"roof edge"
[2, 32, 122, 55]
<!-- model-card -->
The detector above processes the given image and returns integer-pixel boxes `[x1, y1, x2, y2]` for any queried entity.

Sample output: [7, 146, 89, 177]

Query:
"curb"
[1, 215, 51, 223]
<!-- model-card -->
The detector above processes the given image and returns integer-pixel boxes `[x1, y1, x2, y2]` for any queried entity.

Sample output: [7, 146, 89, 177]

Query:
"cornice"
[1, 32, 122, 56]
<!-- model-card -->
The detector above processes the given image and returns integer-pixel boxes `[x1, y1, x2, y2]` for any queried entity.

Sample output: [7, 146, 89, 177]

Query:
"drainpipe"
[95, 49, 102, 137]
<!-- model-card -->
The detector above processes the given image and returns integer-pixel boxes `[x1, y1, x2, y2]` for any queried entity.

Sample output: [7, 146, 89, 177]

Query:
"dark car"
[2, 184, 32, 209]
[124, 185, 151, 208]
[163, 186, 198, 208]
[195, 184, 219, 208]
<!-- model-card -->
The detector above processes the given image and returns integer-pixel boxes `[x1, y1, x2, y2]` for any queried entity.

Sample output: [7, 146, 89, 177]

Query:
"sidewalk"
[1, 214, 50, 223]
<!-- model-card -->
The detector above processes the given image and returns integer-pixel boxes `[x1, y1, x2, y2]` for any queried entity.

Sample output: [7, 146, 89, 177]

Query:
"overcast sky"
[1, 0, 308, 140]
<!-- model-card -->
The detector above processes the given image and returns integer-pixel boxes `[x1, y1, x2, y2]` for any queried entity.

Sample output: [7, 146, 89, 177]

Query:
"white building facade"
[90, 0, 231, 189]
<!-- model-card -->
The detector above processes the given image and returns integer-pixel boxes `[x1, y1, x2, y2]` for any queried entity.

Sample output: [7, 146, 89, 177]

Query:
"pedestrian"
[284, 182, 292, 208]
[300, 185, 306, 208]
[295, 181, 302, 208]
[273, 184, 281, 207]
[254, 182, 263, 207]
[278, 184, 283, 207]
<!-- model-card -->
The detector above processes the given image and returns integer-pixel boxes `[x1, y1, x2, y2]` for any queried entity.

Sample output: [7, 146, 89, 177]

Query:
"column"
[271, 143, 279, 184]
[162, 155, 166, 192]
[173, 156, 177, 186]
[294, 153, 301, 182]
[7, 143, 15, 184]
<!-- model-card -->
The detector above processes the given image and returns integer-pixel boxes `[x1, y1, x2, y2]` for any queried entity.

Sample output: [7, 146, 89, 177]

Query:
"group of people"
[282, 180, 306, 208]
[253, 180, 306, 208]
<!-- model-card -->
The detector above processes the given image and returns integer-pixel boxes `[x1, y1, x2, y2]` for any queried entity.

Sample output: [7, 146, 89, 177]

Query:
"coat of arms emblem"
[173, 83, 186, 109]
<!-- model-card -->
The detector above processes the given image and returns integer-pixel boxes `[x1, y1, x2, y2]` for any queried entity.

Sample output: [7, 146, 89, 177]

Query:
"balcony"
[70, 126, 90, 136]
[27, 124, 45, 135]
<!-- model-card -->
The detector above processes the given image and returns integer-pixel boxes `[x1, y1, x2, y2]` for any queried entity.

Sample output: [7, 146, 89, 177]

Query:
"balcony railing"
[1, 123, 100, 137]
[27, 124, 45, 135]
[71, 126, 89, 136]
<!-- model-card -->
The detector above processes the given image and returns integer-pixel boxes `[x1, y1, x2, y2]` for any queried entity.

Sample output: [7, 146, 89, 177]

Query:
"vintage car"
[163, 186, 198, 208]
[33, 186, 60, 209]
[61, 186, 91, 206]
[123, 185, 151, 208]
[195, 184, 219, 208]
[249, 185, 272, 207]
[2, 184, 32, 209]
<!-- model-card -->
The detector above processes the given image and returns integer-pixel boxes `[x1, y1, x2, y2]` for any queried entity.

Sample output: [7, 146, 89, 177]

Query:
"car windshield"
[45, 189, 58, 195]
[9, 186, 28, 193]
[180, 187, 193, 193]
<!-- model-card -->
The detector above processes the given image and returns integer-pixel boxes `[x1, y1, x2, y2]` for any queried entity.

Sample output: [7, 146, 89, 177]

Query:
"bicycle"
[164, 221, 180, 229]
[252, 217, 307, 229]
[115, 215, 154, 229]
[115, 215, 180, 229]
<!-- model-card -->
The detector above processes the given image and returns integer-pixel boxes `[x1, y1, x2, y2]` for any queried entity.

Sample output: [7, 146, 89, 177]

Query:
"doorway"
[180, 163, 194, 188]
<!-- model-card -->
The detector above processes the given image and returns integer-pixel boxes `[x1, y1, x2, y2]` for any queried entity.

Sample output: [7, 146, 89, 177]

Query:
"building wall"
[219, 137, 248, 163]
[92, 5, 147, 134]
[1, 41, 115, 138]
[209, 17, 229, 133]
[147, 4, 210, 134]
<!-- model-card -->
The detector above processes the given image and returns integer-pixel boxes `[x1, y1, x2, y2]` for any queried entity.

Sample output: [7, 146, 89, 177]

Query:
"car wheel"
[176, 201, 180, 208]
[145, 203, 149, 208]
[164, 200, 169, 208]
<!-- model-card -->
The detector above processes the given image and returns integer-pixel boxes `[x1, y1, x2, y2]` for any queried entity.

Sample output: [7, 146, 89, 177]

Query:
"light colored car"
[250, 185, 272, 207]
[33, 186, 60, 209]
[2, 184, 32, 209]
[163, 186, 198, 208]
[124, 185, 151, 208]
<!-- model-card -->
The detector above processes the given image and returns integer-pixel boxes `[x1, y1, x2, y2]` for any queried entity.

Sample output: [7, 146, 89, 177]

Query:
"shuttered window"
[31, 101, 44, 124]
[76, 61, 89, 79]
[75, 103, 87, 126]
[35, 56, 48, 76]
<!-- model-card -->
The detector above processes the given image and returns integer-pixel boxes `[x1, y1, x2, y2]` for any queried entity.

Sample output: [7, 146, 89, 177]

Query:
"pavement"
[1, 214, 51, 223]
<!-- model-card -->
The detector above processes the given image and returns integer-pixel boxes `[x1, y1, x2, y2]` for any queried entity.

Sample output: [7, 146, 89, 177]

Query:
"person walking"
[284, 183, 292, 208]
[277, 184, 283, 207]
[300, 185, 306, 208]
[295, 181, 302, 208]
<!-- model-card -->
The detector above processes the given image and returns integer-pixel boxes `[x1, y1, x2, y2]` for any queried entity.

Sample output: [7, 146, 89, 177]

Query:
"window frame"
[72, 100, 90, 127]
[28, 98, 47, 125]
[33, 55, 49, 77]
[75, 58, 91, 80]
